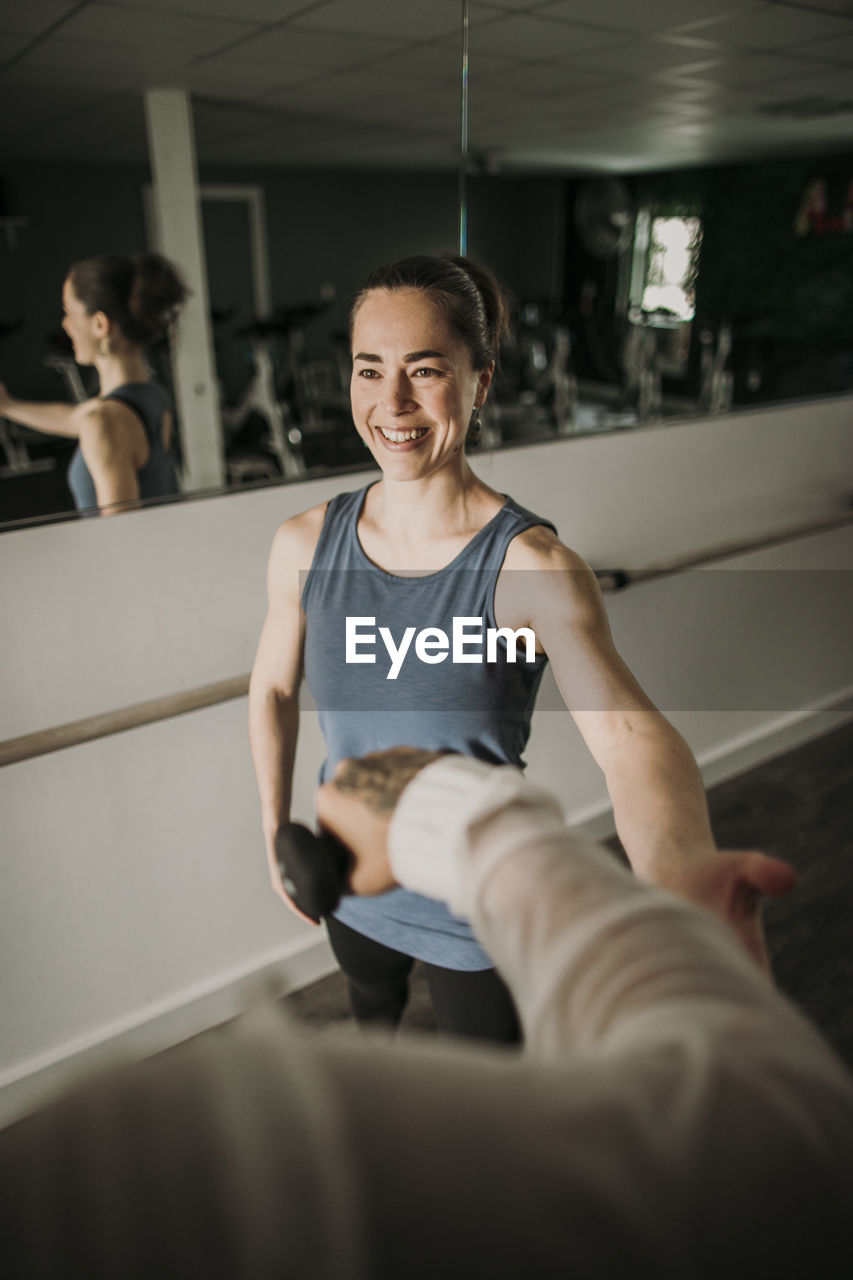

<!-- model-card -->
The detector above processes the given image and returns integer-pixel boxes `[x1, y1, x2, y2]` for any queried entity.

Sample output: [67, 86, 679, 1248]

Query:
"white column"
[143, 88, 224, 492]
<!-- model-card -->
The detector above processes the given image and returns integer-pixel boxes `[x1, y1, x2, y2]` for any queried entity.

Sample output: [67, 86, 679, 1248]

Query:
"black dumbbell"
[274, 823, 351, 923]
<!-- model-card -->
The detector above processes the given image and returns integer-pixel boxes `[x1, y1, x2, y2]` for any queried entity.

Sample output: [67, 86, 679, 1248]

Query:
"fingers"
[703, 849, 798, 908]
[740, 851, 798, 899]
[316, 779, 397, 896]
[678, 849, 797, 978]
[266, 853, 320, 927]
[280, 889, 322, 927]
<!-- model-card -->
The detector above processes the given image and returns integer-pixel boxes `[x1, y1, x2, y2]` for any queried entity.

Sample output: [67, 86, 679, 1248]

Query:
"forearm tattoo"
[333, 748, 449, 814]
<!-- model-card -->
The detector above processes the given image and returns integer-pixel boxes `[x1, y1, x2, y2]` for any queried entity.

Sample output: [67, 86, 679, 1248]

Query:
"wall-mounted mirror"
[1, 0, 852, 530]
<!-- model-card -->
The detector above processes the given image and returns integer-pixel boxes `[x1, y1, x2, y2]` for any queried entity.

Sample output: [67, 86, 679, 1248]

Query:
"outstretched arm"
[0, 381, 87, 437]
[497, 532, 796, 970]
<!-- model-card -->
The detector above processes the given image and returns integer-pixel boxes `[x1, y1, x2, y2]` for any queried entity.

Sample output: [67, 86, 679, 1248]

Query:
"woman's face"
[350, 288, 492, 483]
[61, 278, 99, 365]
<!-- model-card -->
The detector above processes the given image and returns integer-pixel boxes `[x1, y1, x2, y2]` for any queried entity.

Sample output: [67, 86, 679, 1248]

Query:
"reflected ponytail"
[68, 252, 189, 345]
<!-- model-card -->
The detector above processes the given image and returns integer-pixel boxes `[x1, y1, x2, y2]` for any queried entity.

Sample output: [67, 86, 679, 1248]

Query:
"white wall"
[1, 396, 852, 1124]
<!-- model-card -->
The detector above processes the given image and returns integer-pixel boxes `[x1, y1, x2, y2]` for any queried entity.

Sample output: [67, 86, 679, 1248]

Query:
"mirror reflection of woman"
[0, 253, 187, 516]
[250, 254, 789, 1046]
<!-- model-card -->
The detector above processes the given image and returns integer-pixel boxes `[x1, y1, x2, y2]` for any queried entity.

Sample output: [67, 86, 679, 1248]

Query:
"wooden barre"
[595, 511, 853, 592]
[0, 675, 250, 769]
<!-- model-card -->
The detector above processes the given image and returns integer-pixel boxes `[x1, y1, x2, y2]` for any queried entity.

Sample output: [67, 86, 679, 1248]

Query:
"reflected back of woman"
[0, 251, 188, 516]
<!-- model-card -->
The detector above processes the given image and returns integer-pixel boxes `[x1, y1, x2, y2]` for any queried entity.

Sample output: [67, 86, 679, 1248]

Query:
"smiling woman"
[348, 254, 505, 475]
[248, 254, 549, 1043]
[247, 252, 784, 1044]
[0, 253, 187, 516]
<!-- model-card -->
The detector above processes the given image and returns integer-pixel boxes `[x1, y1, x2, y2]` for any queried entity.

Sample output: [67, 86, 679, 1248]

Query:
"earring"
[98, 337, 110, 357]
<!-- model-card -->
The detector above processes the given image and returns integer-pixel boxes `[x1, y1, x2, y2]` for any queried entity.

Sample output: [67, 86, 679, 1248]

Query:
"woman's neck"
[96, 350, 150, 396]
[369, 462, 499, 542]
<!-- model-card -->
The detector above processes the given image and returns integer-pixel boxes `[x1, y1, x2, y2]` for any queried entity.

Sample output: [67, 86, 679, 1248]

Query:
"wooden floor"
[285, 721, 853, 1070]
[704, 721, 853, 1071]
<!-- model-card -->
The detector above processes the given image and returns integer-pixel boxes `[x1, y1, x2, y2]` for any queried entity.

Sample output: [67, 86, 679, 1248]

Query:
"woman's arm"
[0, 381, 89, 438]
[496, 530, 794, 968]
[248, 506, 326, 920]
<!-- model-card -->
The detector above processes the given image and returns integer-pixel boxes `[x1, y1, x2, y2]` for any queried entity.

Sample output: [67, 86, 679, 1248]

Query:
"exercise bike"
[0, 319, 62, 480]
[489, 300, 578, 444]
[218, 303, 343, 483]
[218, 302, 357, 482]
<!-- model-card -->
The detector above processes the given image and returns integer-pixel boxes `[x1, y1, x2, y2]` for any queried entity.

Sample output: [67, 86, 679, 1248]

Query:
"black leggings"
[325, 914, 521, 1046]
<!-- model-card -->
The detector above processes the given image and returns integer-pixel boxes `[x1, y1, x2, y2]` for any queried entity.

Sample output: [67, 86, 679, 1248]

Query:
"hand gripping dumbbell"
[274, 823, 352, 922]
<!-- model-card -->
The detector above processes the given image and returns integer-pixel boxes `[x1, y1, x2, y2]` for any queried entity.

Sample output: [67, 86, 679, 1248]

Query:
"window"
[639, 215, 702, 321]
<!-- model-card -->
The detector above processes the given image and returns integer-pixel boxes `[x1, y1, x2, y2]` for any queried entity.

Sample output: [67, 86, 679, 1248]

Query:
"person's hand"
[265, 839, 321, 927]
[676, 849, 797, 975]
[316, 747, 445, 895]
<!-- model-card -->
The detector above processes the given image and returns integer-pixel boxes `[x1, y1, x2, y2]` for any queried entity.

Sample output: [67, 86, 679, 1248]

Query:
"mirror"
[462, 5, 853, 446]
[2, 0, 852, 530]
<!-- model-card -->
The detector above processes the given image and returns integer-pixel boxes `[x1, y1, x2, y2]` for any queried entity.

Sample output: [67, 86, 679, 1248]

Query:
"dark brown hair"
[351, 254, 511, 371]
[68, 252, 188, 346]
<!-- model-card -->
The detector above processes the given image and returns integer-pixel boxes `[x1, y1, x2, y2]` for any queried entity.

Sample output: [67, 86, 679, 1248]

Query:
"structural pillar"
[143, 88, 224, 492]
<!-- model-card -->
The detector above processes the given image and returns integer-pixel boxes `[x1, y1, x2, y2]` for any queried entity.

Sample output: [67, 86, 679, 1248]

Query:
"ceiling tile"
[1, 40, 188, 90]
[483, 0, 558, 10]
[471, 60, 608, 97]
[288, 0, 469, 42]
[773, 0, 853, 13]
[464, 13, 629, 60]
[696, 4, 853, 49]
[220, 24, 406, 68]
[648, 95, 716, 118]
[370, 40, 515, 82]
[666, 8, 768, 40]
[0, 35, 29, 60]
[579, 43, 726, 77]
[536, 1, 745, 36]
[262, 68, 454, 116]
[681, 50, 836, 89]
[343, 90, 462, 131]
[757, 65, 853, 98]
[52, 4, 258, 55]
[795, 31, 853, 61]
[101, 0, 307, 20]
[0, 1, 81, 39]
[179, 56, 319, 97]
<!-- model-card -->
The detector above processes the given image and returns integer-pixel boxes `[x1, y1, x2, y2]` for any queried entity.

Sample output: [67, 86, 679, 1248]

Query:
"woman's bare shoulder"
[271, 500, 329, 560]
[77, 397, 148, 465]
[504, 520, 592, 574]
[263, 501, 329, 603]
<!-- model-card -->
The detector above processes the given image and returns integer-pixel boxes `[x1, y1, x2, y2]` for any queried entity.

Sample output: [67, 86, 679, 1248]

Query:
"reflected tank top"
[300, 482, 557, 969]
[68, 381, 179, 513]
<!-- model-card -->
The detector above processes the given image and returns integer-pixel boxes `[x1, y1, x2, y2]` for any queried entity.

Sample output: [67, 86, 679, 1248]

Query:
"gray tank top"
[301, 483, 556, 969]
[67, 382, 179, 513]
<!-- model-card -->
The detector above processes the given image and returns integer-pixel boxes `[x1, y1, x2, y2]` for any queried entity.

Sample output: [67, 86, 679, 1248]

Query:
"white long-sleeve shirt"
[2, 757, 852, 1277]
